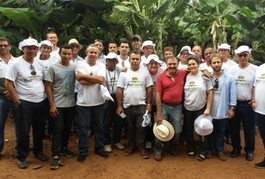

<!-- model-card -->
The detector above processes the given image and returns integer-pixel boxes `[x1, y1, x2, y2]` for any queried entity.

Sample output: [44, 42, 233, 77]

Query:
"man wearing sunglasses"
[227, 45, 258, 161]
[207, 53, 237, 161]
[5, 38, 48, 169]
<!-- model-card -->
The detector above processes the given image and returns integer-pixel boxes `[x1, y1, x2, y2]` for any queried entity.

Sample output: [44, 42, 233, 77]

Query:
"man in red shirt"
[154, 56, 187, 161]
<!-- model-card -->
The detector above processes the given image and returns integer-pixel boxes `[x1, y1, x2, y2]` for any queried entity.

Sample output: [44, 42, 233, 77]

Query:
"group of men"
[0, 32, 265, 171]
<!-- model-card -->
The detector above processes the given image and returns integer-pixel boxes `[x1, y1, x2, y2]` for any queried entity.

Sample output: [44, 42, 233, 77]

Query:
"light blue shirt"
[211, 73, 237, 119]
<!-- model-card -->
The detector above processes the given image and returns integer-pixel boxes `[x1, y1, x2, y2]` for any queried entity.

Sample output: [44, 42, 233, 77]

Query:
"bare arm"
[116, 87, 124, 115]
[251, 87, 256, 110]
[204, 89, 213, 115]
[145, 85, 152, 112]
[5, 79, 20, 106]
[76, 71, 105, 86]
[155, 91, 163, 125]
[44, 81, 58, 118]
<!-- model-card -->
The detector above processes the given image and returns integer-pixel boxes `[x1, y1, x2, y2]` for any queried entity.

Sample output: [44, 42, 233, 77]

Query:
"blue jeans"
[0, 94, 19, 152]
[104, 98, 124, 145]
[256, 113, 265, 149]
[153, 103, 182, 154]
[229, 101, 255, 153]
[208, 118, 227, 153]
[51, 107, 75, 156]
[77, 103, 105, 155]
[16, 99, 48, 162]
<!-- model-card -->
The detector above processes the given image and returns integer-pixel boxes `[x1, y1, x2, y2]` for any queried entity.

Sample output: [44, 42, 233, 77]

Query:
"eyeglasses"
[214, 78, 218, 89]
[237, 54, 248, 58]
[30, 65, 36, 75]
[0, 45, 9, 48]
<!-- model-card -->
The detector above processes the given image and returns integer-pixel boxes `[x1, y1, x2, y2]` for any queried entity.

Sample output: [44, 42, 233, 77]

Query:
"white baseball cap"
[218, 43, 231, 51]
[234, 45, 252, 54]
[38, 40, 52, 48]
[141, 40, 155, 51]
[18, 37, 39, 50]
[105, 52, 118, 60]
[177, 45, 195, 57]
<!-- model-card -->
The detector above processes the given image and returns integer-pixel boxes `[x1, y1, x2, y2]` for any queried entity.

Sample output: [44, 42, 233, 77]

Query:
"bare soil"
[0, 117, 264, 179]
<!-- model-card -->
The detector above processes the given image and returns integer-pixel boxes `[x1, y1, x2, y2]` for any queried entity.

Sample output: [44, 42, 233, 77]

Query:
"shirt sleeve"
[5, 61, 18, 82]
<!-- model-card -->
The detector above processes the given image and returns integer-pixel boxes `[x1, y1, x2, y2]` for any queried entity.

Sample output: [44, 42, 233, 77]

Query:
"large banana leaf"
[0, 7, 51, 39]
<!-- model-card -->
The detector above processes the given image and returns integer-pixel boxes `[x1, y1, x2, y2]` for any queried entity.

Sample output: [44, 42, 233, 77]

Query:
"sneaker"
[114, 143, 125, 150]
[124, 146, 135, 156]
[188, 151, 195, 158]
[33, 152, 48, 161]
[154, 153, 162, 161]
[145, 141, 152, 149]
[94, 150, 109, 158]
[104, 145, 112, 153]
[139, 148, 149, 159]
[50, 156, 61, 170]
[77, 154, 86, 162]
[254, 159, 265, 169]
[197, 154, 205, 161]
[60, 147, 74, 158]
[217, 152, 226, 161]
[17, 160, 28, 169]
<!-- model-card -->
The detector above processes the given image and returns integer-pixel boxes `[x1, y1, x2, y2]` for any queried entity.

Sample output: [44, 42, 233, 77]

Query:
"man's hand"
[75, 71, 84, 81]
[227, 109, 235, 119]
[49, 105, 59, 118]
[203, 108, 210, 116]
[120, 67, 128, 72]
[116, 106, 124, 116]
[146, 104, 152, 112]
[155, 113, 163, 125]
[4, 90, 11, 100]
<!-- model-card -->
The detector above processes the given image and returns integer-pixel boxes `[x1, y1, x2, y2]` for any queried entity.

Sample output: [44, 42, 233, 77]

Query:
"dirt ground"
[0, 117, 264, 179]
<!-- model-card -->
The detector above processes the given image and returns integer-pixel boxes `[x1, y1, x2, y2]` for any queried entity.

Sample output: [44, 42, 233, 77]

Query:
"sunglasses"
[30, 65, 37, 75]
[214, 78, 218, 89]
[237, 54, 248, 58]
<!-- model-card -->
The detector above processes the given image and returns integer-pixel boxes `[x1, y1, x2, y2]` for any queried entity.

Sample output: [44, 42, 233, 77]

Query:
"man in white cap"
[140, 40, 155, 68]
[44, 44, 76, 170]
[0, 37, 19, 157]
[252, 60, 265, 169]
[207, 53, 237, 161]
[103, 52, 124, 153]
[116, 50, 153, 159]
[154, 56, 187, 161]
[217, 43, 237, 72]
[5, 37, 48, 169]
[177, 45, 194, 70]
[143, 54, 164, 149]
[227, 45, 257, 161]
[131, 34, 142, 54]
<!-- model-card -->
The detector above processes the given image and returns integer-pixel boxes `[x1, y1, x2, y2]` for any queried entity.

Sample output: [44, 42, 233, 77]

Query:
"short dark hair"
[187, 55, 200, 64]
[119, 40, 130, 46]
[59, 44, 73, 53]
[108, 40, 117, 46]
[0, 37, 10, 45]
[163, 46, 175, 55]
[129, 50, 140, 56]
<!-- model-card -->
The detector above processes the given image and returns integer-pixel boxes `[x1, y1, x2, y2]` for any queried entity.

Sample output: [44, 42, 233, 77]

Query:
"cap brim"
[153, 120, 174, 141]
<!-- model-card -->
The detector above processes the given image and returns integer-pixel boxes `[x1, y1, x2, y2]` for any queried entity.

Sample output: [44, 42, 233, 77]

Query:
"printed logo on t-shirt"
[24, 75, 41, 83]
[236, 75, 248, 86]
[186, 81, 202, 90]
[213, 89, 221, 95]
[256, 73, 265, 83]
[128, 77, 143, 86]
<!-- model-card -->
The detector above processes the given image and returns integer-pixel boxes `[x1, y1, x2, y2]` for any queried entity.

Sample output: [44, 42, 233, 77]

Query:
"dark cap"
[132, 34, 142, 41]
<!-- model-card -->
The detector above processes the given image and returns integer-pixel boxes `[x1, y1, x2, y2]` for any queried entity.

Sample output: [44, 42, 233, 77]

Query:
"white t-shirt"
[253, 63, 265, 115]
[210, 75, 223, 119]
[117, 68, 153, 108]
[199, 63, 213, 73]
[178, 63, 188, 70]
[50, 48, 61, 61]
[37, 55, 59, 74]
[5, 56, 46, 103]
[184, 71, 213, 111]
[140, 55, 148, 68]
[222, 59, 237, 72]
[228, 63, 257, 101]
[75, 60, 106, 106]
[116, 56, 130, 69]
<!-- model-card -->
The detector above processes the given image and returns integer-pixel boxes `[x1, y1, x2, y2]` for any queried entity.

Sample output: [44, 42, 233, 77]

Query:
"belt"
[237, 100, 251, 104]
[163, 102, 180, 106]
